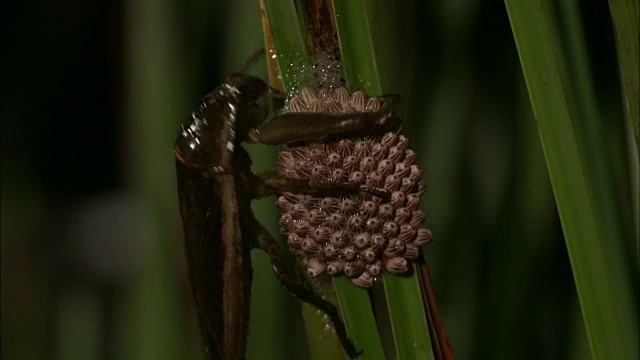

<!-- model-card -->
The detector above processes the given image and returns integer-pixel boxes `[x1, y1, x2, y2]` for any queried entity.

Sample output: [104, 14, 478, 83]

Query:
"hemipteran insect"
[175, 73, 399, 359]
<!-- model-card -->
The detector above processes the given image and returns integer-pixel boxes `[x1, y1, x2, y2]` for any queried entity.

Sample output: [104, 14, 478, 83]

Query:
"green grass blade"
[263, 0, 312, 92]
[334, 2, 434, 360]
[333, 277, 385, 360]
[504, 1, 639, 359]
[332, 0, 380, 93]
[383, 271, 434, 360]
[608, 0, 640, 257]
[608, 0, 639, 148]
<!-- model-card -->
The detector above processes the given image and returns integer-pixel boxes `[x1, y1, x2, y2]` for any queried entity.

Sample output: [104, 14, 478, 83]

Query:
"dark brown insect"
[174, 73, 398, 359]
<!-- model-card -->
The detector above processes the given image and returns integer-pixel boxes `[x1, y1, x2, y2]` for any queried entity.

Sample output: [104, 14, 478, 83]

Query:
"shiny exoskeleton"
[175, 74, 397, 360]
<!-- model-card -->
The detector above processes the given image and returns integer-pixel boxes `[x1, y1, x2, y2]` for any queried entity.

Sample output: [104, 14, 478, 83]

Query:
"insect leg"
[250, 111, 401, 145]
[251, 219, 361, 359]
[252, 172, 389, 200]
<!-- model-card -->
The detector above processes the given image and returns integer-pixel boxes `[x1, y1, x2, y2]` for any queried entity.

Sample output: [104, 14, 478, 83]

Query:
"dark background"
[1, 1, 629, 359]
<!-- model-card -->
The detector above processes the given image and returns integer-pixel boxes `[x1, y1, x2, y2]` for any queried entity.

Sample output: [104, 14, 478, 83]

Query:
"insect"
[174, 73, 399, 359]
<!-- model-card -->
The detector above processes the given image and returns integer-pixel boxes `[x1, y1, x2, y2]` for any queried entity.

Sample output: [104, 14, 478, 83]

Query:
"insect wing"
[176, 160, 225, 357]
[218, 172, 253, 359]
[176, 160, 252, 359]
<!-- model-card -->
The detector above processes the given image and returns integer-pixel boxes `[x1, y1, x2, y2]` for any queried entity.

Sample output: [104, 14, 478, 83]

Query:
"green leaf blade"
[504, 1, 639, 359]
[332, 0, 381, 95]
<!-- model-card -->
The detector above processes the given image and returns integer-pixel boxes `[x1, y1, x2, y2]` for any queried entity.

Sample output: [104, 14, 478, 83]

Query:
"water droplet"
[413, 341, 426, 350]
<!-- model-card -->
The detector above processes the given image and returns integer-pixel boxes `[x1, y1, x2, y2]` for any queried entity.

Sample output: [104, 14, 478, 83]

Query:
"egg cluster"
[275, 87, 432, 288]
